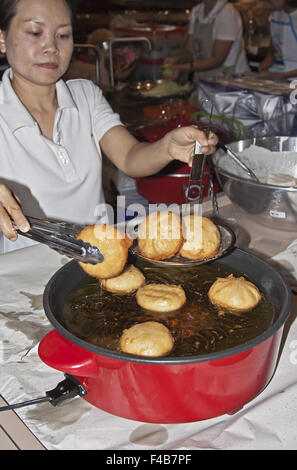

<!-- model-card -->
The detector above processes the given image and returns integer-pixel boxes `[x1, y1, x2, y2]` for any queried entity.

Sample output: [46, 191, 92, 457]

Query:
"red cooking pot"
[39, 248, 292, 423]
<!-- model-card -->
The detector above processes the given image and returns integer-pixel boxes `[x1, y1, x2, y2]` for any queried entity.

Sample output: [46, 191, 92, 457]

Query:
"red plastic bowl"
[132, 118, 223, 204]
[135, 161, 220, 205]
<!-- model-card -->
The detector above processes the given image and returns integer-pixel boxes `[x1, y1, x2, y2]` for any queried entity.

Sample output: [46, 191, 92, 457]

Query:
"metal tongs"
[185, 140, 207, 204]
[186, 101, 214, 204]
[15, 215, 104, 265]
[218, 143, 259, 182]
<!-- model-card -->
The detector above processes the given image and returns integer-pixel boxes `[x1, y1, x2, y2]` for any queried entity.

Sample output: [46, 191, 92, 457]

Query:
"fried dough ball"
[136, 283, 186, 312]
[179, 215, 221, 260]
[208, 274, 262, 312]
[101, 265, 145, 294]
[137, 211, 183, 260]
[119, 321, 174, 357]
[76, 224, 132, 279]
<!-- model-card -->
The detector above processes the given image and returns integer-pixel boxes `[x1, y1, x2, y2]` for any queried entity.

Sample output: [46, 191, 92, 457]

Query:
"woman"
[0, 0, 217, 253]
[259, 0, 297, 78]
[163, 0, 249, 83]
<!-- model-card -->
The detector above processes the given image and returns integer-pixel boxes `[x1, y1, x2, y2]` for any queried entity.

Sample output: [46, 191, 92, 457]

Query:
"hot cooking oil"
[63, 260, 274, 357]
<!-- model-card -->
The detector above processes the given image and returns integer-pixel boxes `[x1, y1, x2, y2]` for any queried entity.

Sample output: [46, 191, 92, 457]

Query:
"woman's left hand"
[164, 126, 218, 167]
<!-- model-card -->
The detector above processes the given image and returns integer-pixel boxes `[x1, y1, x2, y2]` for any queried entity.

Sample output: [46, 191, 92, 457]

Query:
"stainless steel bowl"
[212, 136, 297, 231]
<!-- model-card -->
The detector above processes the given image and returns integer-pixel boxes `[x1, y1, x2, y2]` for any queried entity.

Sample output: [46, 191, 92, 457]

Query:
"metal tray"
[130, 221, 236, 267]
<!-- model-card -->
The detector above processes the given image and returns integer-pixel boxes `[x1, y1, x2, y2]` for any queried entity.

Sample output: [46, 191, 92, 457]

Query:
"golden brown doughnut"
[136, 283, 186, 312]
[101, 265, 145, 294]
[179, 215, 221, 260]
[208, 274, 262, 312]
[76, 224, 132, 279]
[137, 210, 183, 260]
[119, 321, 174, 357]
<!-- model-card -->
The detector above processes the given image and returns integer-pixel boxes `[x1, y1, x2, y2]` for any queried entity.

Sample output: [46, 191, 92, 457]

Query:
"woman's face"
[0, 0, 73, 86]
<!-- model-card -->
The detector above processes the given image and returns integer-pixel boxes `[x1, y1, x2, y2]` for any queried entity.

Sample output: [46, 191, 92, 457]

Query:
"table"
[1, 195, 297, 450]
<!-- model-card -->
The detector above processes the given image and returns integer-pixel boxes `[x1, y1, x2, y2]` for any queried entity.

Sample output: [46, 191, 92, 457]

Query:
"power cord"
[0, 374, 87, 412]
[0, 396, 51, 411]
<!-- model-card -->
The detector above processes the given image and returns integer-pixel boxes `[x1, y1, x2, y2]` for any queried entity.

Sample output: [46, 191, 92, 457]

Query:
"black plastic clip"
[46, 374, 87, 407]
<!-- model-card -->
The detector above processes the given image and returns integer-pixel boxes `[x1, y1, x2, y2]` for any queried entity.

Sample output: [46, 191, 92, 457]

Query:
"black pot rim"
[43, 248, 293, 365]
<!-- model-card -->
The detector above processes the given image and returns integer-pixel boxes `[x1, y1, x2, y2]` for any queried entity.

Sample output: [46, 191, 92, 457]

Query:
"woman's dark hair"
[0, 0, 77, 31]
[0, 0, 18, 30]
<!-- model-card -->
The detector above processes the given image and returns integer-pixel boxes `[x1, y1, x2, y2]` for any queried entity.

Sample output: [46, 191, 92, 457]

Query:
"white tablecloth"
[1, 204, 297, 450]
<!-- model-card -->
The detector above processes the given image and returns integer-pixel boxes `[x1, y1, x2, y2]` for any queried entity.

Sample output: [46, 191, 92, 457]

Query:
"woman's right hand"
[162, 64, 180, 81]
[0, 184, 30, 241]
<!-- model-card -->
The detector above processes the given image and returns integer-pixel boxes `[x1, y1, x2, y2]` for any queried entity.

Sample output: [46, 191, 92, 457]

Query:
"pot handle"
[38, 330, 99, 377]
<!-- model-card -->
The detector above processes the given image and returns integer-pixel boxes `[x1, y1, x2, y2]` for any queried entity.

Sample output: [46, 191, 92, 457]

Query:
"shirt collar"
[56, 77, 78, 110]
[198, 0, 227, 24]
[0, 67, 77, 133]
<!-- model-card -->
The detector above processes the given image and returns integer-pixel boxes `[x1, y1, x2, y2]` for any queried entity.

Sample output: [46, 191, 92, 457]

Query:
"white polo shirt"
[0, 68, 123, 253]
[189, 0, 249, 74]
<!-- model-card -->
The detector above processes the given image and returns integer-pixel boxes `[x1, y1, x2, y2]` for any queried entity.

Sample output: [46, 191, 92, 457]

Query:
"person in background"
[162, 0, 249, 83]
[0, 0, 217, 253]
[259, 0, 297, 78]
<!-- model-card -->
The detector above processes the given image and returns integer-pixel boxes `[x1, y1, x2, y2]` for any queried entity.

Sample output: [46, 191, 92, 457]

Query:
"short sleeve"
[89, 83, 124, 141]
[214, 5, 242, 41]
[68, 79, 123, 142]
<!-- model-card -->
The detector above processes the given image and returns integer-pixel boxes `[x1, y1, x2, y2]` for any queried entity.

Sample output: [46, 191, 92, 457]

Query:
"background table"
[1, 195, 297, 450]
